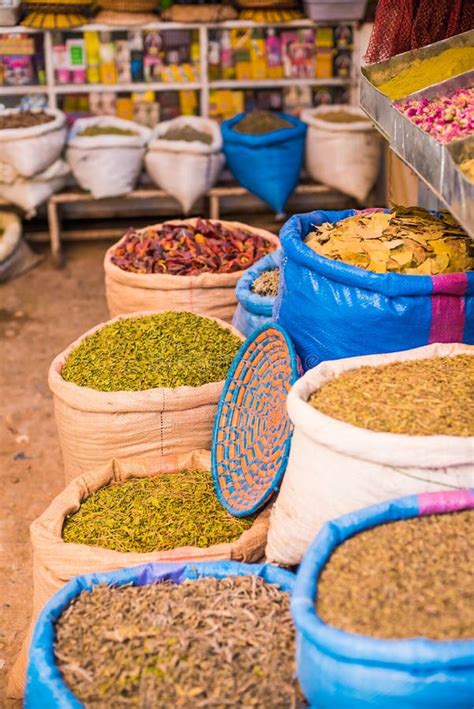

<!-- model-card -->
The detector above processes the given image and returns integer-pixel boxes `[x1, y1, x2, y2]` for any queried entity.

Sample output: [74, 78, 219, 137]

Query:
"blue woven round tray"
[212, 323, 300, 517]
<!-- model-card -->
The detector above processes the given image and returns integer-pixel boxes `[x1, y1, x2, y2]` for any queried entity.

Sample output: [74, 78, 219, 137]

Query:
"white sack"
[266, 343, 474, 566]
[301, 105, 382, 203]
[66, 116, 151, 199]
[145, 116, 224, 214]
[0, 159, 70, 214]
[0, 210, 21, 262]
[0, 109, 67, 178]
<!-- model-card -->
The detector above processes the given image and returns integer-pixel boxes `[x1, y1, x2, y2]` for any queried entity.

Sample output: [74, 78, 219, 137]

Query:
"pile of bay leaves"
[305, 207, 474, 275]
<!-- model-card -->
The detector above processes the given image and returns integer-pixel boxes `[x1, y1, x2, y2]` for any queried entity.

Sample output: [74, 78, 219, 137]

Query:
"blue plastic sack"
[222, 113, 307, 214]
[232, 250, 281, 337]
[26, 561, 295, 708]
[275, 209, 474, 371]
[291, 488, 474, 709]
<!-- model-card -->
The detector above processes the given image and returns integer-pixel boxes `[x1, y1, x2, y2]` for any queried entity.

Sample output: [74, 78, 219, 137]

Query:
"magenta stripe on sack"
[428, 272, 468, 343]
[418, 489, 474, 516]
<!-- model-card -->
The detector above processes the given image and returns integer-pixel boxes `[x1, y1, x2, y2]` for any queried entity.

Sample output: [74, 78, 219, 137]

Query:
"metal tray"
[445, 136, 474, 230]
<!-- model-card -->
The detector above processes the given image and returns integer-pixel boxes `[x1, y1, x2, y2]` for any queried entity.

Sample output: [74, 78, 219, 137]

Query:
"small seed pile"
[54, 577, 305, 708]
[0, 110, 54, 129]
[317, 110, 370, 123]
[308, 355, 474, 436]
[252, 268, 280, 297]
[78, 125, 138, 137]
[161, 124, 212, 145]
[233, 110, 293, 135]
[111, 218, 275, 276]
[61, 312, 241, 391]
[62, 470, 254, 552]
[317, 509, 474, 640]
[305, 207, 474, 275]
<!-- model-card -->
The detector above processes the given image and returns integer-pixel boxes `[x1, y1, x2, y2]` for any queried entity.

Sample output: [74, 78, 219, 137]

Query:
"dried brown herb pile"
[305, 207, 474, 274]
[308, 354, 474, 436]
[0, 110, 54, 129]
[252, 268, 280, 297]
[161, 124, 212, 145]
[78, 126, 138, 137]
[317, 110, 370, 123]
[234, 110, 293, 135]
[317, 509, 474, 640]
[62, 470, 254, 553]
[54, 576, 306, 708]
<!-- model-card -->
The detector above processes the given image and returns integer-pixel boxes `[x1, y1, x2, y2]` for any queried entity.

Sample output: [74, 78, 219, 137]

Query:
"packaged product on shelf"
[334, 49, 352, 78]
[220, 30, 234, 80]
[315, 26, 334, 48]
[179, 89, 198, 115]
[66, 38, 85, 73]
[334, 24, 353, 48]
[130, 49, 144, 82]
[3, 55, 34, 86]
[266, 343, 474, 566]
[209, 89, 244, 122]
[115, 96, 133, 121]
[250, 29, 267, 81]
[232, 29, 252, 81]
[284, 86, 312, 115]
[84, 30, 100, 75]
[266, 29, 283, 79]
[99, 39, 117, 85]
[52, 43, 69, 84]
[315, 49, 334, 79]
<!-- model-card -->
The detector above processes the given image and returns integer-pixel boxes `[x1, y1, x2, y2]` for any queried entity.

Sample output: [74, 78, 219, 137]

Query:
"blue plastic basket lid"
[212, 323, 300, 517]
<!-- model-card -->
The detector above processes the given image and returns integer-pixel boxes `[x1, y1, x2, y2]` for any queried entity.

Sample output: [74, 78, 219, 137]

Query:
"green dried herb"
[54, 576, 306, 707]
[161, 124, 212, 145]
[78, 126, 138, 137]
[233, 110, 293, 135]
[308, 354, 474, 436]
[317, 110, 370, 123]
[61, 312, 241, 391]
[317, 510, 473, 640]
[62, 470, 254, 552]
[251, 268, 279, 297]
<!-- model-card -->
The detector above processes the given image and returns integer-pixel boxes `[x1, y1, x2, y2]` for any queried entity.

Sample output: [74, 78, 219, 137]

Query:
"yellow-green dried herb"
[317, 110, 370, 123]
[305, 206, 474, 275]
[61, 312, 241, 391]
[78, 125, 138, 137]
[251, 268, 279, 297]
[54, 577, 306, 708]
[161, 124, 212, 145]
[62, 470, 255, 552]
[317, 510, 474, 640]
[308, 354, 474, 436]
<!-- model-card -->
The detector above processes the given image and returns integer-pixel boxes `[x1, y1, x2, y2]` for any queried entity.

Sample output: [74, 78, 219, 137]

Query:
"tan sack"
[266, 343, 474, 566]
[48, 310, 244, 482]
[7, 451, 270, 698]
[104, 218, 279, 322]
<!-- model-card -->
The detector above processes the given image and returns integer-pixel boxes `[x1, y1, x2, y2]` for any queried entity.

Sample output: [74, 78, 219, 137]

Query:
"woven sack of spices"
[301, 106, 382, 203]
[276, 209, 474, 369]
[221, 112, 306, 214]
[66, 116, 151, 199]
[0, 108, 67, 179]
[104, 219, 278, 321]
[292, 488, 474, 708]
[145, 117, 224, 213]
[0, 159, 70, 215]
[266, 343, 474, 566]
[48, 311, 244, 482]
[232, 250, 281, 337]
[7, 451, 272, 698]
[23, 560, 293, 705]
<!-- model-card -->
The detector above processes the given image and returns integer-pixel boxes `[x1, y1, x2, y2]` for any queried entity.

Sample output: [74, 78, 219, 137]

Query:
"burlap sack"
[104, 219, 279, 322]
[48, 310, 244, 483]
[8, 451, 270, 698]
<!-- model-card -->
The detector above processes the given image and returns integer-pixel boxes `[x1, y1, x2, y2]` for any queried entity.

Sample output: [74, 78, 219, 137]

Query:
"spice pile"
[252, 268, 280, 297]
[317, 509, 473, 640]
[111, 218, 275, 275]
[62, 470, 254, 552]
[233, 110, 293, 135]
[308, 354, 474, 436]
[317, 110, 370, 124]
[54, 577, 305, 707]
[161, 124, 212, 145]
[397, 87, 474, 144]
[61, 311, 241, 391]
[376, 46, 474, 100]
[305, 207, 474, 275]
[459, 157, 474, 182]
[78, 126, 138, 137]
[0, 110, 54, 129]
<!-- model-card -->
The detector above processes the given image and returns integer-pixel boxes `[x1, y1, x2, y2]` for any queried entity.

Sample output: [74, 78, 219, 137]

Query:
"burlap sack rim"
[103, 218, 279, 291]
[48, 309, 244, 414]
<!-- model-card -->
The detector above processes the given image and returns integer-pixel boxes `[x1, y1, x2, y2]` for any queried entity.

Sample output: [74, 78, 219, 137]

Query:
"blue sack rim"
[291, 490, 474, 673]
[222, 112, 307, 148]
[235, 250, 281, 316]
[26, 561, 295, 707]
[280, 209, 474, 298]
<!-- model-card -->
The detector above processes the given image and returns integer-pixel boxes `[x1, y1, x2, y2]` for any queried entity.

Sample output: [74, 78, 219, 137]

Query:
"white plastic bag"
[0, 109, 67, 178]
[145, 116, 224, 214]
[266, 343, 474, 566]
[66, 117, 151, 199]
[0, 159, 70, 214]
[301, 105, 382, 203]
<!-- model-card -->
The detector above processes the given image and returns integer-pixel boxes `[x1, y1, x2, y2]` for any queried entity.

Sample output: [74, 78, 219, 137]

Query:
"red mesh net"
[365, 0, 474, 64]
